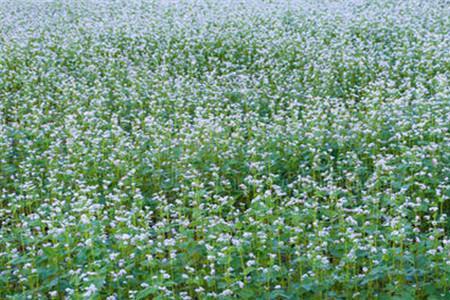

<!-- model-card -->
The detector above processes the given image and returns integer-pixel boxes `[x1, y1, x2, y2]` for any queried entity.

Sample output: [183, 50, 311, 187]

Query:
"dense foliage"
[0, 0, 449, 299]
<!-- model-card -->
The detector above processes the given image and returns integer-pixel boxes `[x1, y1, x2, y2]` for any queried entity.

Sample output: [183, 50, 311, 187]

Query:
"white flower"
[49, 291, 58, 297]
[80, 214, 90, 225]
[83, 284, 98, 298]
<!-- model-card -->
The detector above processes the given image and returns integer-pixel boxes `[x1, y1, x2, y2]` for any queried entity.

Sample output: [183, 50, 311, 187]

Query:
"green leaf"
[239, 288, 256, 299]
[136, 287, 157, 300]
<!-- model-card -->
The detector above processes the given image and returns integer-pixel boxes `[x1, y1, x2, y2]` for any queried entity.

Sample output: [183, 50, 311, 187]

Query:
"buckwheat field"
[1, 0, 449, 299]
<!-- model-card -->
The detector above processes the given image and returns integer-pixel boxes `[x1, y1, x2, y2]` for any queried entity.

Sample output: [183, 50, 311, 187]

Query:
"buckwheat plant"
[0, 0, 449, 299]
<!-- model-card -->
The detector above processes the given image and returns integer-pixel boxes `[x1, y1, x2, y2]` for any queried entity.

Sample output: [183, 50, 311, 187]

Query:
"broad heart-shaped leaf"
[243, 266, 256, 276]
[391, 294, 414, 300]
[300, 278, 316, 292]
[390, 285, 416, 300]
[135, 286, 158, 300]
[270, 289, 290, 299]
[43, 277, 59, 289]
[238, 287, 256, 299]
[37, 266, 57, 281]
[423, 283, 444, 299]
